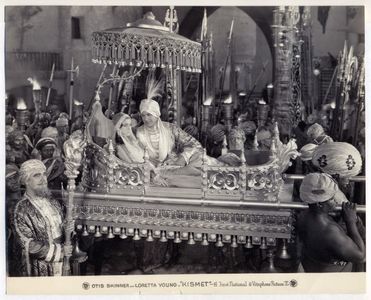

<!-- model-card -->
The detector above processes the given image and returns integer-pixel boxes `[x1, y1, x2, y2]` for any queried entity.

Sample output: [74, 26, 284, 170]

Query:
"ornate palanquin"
[71, 122, 300, 249]
[66, 10, 301, 252]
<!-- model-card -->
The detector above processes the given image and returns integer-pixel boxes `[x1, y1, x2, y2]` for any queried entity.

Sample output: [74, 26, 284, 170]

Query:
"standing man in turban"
[306, 123, 333, 145]
[297, 173, 365, 272]
[13, 160, 73, 276]
[35, 137, 67, 189]
[56, 115, 70, 149]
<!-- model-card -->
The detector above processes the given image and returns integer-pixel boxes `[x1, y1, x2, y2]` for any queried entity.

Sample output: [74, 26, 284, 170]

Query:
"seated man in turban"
[13, 160, 73, 276]
[137, 98, 203, 168]
[297, 173, 365, 272]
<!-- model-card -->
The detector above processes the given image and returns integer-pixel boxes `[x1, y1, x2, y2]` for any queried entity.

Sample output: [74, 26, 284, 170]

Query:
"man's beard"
[33, 186, 52, 198]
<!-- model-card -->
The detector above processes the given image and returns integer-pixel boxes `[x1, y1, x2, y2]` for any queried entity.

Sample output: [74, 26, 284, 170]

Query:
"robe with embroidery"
[13, 195, 65, 276]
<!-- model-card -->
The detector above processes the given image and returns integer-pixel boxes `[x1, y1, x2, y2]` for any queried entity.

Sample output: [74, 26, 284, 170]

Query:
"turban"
[139, 99, 161, 118]
[9, 130, 23, 141]
[238, 121, 256, 135]
[312, 142, 362, 177]
[35, 137, 57, 151]
[256, 129, 272, 141]
[6, 125, 14, 137]
[183, 124, 199, 138]
[300, 143, 318, 161]
[209, 124, 226, 143]
[307, 123, 325, 139]
[19, 159, 46, 185]
[6, 164, 19, 179]
[41, 127, 58, 139]
[56, 116, 69, 127]
[300, 173, 339, 204]
[39, 112, 51, 121]
[229, 127, 246, 142]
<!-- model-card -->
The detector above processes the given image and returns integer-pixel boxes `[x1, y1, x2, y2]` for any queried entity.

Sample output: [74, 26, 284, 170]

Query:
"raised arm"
[326, 203, 365, 263]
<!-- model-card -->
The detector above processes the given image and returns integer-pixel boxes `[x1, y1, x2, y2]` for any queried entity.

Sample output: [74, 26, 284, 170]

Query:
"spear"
[215, 19, 234, 124]
[86, 63, 107, 112]
[45, 62, 55, 108]
[67, 58, 79, 120]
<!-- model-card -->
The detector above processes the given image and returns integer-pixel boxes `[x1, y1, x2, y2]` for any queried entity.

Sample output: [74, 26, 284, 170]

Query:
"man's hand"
[342, 202, 358, 225]
[63, 245, 73, 257]
[64, 221, 75, 236]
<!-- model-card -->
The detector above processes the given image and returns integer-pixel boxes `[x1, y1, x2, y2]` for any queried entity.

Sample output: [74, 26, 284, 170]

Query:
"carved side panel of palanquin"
[80, 123, 299, 203]
[76, 122, 299, 245]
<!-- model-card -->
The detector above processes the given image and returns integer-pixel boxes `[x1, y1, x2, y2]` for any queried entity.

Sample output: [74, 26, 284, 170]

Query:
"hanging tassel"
[131, 44, 136, 61]
[156, 49, 161, 67]
[118, 44, 122, 60]
[125, 44, 130, 60]
[112, 44, 117, 61]
[164, 48, 169, 66]
[172, 50, 177, 68]
[141, 45, 146, 64]
[180, 52, 183, 68]
[148, 47, 153, 64]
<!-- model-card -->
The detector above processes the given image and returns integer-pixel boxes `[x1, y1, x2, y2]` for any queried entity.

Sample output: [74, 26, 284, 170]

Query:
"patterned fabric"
[13, 195, 65, 276]
[136, 122, 203, 166]
[43, 157, 66, 189]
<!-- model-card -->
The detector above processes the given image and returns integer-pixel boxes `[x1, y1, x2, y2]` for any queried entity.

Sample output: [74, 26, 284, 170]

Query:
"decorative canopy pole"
[62, 130, 87, 276]
[271, 6, 302, 137]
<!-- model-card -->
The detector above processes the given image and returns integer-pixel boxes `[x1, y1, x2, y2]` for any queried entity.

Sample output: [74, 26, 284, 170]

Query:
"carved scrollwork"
[208, 171, 239, 190]
[114, 168, 143, 186]
[246, 169, 277, 192]
[274, 138, 300, 174]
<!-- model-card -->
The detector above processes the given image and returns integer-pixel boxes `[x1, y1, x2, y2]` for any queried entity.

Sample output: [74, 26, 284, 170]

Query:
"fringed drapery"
[91, 29, 202, 74]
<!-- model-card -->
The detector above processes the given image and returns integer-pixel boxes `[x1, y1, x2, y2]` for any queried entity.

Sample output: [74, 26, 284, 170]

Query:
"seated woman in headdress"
[112, 112, 145, 163]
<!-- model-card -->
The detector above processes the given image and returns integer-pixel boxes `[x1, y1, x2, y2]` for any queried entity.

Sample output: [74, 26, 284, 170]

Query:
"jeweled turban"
[312, 142, 362, 178]
[139, 99, 161, 118]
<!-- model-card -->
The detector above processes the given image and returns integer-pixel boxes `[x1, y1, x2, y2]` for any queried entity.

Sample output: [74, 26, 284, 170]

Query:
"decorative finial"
[143, 147, 149, 162]
[107, 138, 115, 155]
[221, 135, 228, 155]
[240, 147, 246, 165]
[253, 129, 259, 150]
[164, 6, 179, 33]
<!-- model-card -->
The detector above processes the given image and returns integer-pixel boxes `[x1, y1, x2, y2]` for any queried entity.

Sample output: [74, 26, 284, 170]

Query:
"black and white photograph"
[3, 2, 367, 295]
